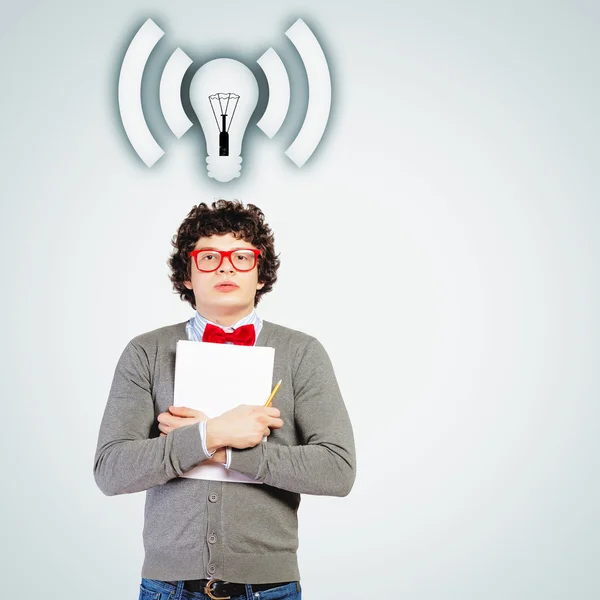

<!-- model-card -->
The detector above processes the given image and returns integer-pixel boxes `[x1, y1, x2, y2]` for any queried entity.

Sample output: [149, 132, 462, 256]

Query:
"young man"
[94, 199, 356, 600]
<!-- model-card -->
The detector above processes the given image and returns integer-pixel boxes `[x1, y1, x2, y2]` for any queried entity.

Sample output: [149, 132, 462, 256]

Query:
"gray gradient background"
[1, 1, 599, 599]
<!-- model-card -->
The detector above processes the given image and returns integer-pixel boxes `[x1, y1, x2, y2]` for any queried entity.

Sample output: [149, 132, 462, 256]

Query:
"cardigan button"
[208, 534, 217, 544]
[207, 564, 216, 575]
[209, 493, 218, 503]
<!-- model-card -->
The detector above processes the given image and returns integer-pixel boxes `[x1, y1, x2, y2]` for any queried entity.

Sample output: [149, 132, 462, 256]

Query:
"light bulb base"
[206, 155, 243, 183]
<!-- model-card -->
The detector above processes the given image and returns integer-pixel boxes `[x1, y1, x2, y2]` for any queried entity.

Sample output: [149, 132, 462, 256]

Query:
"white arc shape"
[118, 18, 165, 167]
[284, 18, 332, 168]
[160, 48, 194, 138]
[256, 48, 290, 138]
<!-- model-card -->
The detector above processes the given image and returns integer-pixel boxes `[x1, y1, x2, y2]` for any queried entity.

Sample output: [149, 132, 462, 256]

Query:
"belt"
[166, 578, 294, 599]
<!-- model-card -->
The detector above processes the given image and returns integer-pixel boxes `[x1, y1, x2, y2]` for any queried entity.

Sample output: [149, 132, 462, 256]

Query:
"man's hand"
[157, 406, 208, 435]
[206, 405, 283, 451]
[158, 406, 227, 464]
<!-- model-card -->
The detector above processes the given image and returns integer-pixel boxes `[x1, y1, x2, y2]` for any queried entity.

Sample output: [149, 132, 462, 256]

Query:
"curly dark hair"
[168, 199, 281, 309]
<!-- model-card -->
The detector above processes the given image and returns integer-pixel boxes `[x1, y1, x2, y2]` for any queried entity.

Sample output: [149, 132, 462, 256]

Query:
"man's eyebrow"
[196, 246, 252, 250]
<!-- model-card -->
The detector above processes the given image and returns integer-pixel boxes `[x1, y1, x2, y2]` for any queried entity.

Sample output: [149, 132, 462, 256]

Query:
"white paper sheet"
[173, 340, 275, 483]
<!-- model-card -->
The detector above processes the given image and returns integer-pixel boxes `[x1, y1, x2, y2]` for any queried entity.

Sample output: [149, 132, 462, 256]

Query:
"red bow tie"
[201, 323, 256, 346]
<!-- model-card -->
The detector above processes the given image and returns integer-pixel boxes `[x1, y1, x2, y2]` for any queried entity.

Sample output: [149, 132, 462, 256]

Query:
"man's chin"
[209, 297, 252, 311]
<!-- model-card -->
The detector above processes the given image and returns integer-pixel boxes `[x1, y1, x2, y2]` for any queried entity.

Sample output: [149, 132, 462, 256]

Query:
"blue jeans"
[139, 578, 302, 600]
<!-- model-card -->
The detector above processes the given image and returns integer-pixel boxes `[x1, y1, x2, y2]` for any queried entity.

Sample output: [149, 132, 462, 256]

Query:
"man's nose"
[219, 256, 235, 271]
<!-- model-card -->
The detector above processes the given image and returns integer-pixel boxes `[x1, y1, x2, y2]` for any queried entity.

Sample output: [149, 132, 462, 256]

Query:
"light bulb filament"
[209, 93, 240, 156]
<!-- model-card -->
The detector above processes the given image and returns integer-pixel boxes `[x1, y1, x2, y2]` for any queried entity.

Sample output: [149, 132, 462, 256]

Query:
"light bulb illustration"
[189, 58, 259, 182]
[118, 18, 332, 180]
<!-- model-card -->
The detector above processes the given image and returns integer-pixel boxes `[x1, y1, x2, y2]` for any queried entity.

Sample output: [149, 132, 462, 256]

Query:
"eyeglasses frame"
[187, 248, 262, 273]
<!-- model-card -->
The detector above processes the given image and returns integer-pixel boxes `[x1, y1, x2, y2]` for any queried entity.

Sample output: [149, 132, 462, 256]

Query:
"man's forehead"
[194, 233, 255, 249]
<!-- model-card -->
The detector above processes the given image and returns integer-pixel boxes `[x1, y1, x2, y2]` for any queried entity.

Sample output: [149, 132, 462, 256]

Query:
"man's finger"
[158, 411, 182, 424]
[170, 405, 192, 415]
[265, 407, 281, 418]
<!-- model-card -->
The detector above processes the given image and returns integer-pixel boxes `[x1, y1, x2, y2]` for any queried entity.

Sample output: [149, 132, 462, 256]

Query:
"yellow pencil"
[264, 379, 282, 407]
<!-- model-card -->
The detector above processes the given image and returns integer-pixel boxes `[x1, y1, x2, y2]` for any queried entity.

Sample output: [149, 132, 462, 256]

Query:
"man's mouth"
[215, 281, 239, 290]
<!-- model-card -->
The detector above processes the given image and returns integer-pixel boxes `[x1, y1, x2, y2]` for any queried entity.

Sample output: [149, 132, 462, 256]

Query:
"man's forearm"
[229, 438, 356, 496]
[94, 423, 210, 495]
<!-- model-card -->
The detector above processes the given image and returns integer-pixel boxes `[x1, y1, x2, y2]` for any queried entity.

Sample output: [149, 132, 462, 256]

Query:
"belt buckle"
[204, 578, 231, 600]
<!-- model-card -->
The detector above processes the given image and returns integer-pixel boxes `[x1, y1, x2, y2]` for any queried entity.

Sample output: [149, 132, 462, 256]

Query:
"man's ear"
[184, 280, 193, 290]
[256, 281, 265, 290]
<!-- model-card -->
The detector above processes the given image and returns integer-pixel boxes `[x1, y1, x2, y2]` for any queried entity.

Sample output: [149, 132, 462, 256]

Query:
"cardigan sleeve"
[93, 340, 208, 495]
[228, 338, 356, 496]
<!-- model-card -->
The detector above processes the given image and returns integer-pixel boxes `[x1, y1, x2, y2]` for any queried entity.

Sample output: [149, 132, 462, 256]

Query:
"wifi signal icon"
[118, 18, 331, 182]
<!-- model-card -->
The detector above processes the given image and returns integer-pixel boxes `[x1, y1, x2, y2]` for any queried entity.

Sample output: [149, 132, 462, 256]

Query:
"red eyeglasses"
[188, 248, 262, 272]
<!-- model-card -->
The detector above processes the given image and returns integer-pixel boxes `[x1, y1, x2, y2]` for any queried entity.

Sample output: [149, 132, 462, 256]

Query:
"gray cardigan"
[93, 319, 356, 583]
